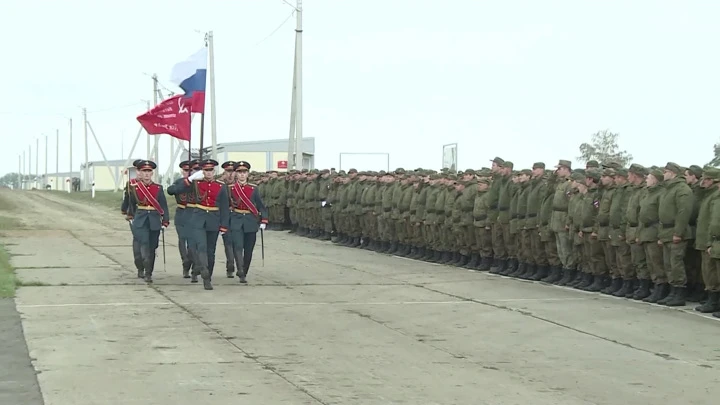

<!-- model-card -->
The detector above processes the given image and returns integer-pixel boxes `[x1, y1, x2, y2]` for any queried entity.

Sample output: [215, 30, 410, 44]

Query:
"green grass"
[0, 191, 25, 230]
[0, 244, 17, 298]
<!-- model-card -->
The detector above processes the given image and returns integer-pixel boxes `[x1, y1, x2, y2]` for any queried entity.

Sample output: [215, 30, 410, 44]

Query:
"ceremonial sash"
[232, 183, 259, 217]
[130, 179, 165, 216]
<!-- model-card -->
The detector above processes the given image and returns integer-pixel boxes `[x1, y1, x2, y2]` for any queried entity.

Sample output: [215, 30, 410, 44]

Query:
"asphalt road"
[2, 190, 719, 405]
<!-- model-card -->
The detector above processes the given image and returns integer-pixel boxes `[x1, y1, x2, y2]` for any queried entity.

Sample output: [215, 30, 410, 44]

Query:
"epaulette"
[247, 183, 257, 188]
[215, 179, 225, 184]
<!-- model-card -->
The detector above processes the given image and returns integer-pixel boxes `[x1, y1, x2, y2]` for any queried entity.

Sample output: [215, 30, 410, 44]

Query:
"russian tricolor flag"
[170, 47, 208, 113]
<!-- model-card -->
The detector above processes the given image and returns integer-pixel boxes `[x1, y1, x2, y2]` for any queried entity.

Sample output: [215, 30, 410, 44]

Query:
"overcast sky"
[1, 0, 719, 176]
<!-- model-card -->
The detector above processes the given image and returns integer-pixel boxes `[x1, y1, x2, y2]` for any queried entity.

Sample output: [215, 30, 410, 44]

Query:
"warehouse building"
[212, 137, 315, 172]
[39, 172, 81, 191]
[80, 159, 142, 191]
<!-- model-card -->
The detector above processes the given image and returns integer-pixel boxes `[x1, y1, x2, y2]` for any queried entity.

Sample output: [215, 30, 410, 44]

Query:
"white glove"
[259, 223, 266, 230]
[189, 171, 204, 181]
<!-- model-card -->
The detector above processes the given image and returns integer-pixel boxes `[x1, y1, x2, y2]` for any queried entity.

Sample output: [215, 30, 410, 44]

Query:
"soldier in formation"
[120, 160, 170, 283]
[255, 159, 720, 318]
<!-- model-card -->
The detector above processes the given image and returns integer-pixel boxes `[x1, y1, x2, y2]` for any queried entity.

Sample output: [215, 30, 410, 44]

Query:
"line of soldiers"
[123, 158, 268, 291]
[252, 158, 720, 317]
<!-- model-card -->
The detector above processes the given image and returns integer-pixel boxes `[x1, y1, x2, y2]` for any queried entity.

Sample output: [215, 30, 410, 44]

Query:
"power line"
[255, 10, 296, 46]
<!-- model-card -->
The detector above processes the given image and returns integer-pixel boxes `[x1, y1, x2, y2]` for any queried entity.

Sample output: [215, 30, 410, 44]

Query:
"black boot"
[585, 275, 605, 292]
[602, 278, 623, 295]
[556, 269, 575, 286]
[644, 283, 669, 303]
[478, 257, 492, 271]
[531, 265, 549, 281]
[352, 237, 362, 248]
[663, 286, 687, 306]
[696, 291, 720, 313]
[520, 264, 537, 280]
[489, 258, 501, 273]
[687, 285, 707, 303]
[575, 273, 593, 289]
[612, 280, 632, 297]
[541, 266, 560, 283]
[507, 261, 524, 277]
[464, 254, 479, 269]
[657, 286, 677, 305]
[632, 279, 651, 300]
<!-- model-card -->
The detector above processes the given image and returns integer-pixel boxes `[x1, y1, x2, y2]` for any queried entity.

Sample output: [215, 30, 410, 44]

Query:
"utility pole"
[28, 145, 31, 182]
[83, 107, 89, 190]
[145, 100, 151, 159]
[35, 138, 39, 188]
[285, 0, 303, 170]
[44, 134, 48, 188]
[22, 151, 25, 190]
[69, 118, 73, 173]
[152, 74, 160, 182]
[56, 129, 59, 189]
[18, 155, 21, 190]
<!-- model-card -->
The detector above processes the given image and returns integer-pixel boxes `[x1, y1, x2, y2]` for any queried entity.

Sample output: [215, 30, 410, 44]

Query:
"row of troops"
[122, 158, 268, 291]
[250, 158, 720, 317]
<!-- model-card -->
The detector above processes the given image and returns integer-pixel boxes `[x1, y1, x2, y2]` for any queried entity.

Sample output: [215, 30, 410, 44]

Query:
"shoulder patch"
[215, 179, 225, 185]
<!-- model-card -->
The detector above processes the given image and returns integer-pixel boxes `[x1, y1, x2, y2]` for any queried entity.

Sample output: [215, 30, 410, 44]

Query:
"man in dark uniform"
[220, 161, 237, 278]
[167, 159, 196, 278]
[124, 160, 170, 283]
[122, 159, 144, 277]
[172, 159, 230, 290]
[228, 161, 269, 283]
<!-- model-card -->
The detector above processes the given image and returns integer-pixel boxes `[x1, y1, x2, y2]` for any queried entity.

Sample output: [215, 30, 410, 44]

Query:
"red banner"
[277, 160, 288, 169]
[136, 95, 192, 141]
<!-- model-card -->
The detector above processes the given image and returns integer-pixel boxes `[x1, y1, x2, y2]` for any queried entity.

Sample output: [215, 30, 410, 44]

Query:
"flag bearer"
[167, 159, 197, 279]
[220, 161, 237, 278]
[124, 160, 170, 283]
[173, 159, 230, 290]
[228, 161, 268, 284]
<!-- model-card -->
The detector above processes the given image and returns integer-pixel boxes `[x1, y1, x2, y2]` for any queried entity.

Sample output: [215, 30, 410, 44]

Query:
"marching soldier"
[167, 159, 197, 278]
[124, 160, 170, 283]
[220, 161, 237, 278]
[121, 159, 144, 277]
[173, 159, 230, 290]
[228, 161, 268, 283]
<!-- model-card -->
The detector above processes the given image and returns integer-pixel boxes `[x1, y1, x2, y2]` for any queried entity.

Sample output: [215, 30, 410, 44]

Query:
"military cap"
[585, 169, 601, 181]
[338, 170, 347, 175]
[664, 162, 682, 174]
[648, 168, 664, 180]
[234, 161, 251, 171]
[491, 157, 505, 165]
[532, 162, 545, 170]
[348, 168, 358, 174]
[477, 178, 491, 185]
[628, 164, 645, 175]
[179, 160, 191, 170]
[464, 169, 476, 175]
[200, 159, 219, 169]
[502, 161, 514, 169]
[135, 159, 157, 170]
[520, 169, 532, 176]
[701, 168, 720, 181]
[132, 159, 143, 167]
[601, 168, 615, 177]
[221, 161, 235, 170]
[614, 168, 628, 177]
[687, 165, 704, 179]
[555, 159, 572, 169]
[447, 174, 458, 180]
[603, 161, 623, 170]
[321, 169, 330, 174]
[586, 160, 600, 168]
[430, 174, 442, 180]
[570, 172, 586, 182]
[394, 168, 406, 174]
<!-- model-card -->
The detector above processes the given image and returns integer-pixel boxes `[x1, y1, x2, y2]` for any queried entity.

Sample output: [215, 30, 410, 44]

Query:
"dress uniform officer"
[121, 159, 144, 276]
[167, 159, 197, 278]
[173, 158, 230, 290]
[220, 160, 237, 278]
[228, 161, 268, 283]
[124, 160, 170, 283]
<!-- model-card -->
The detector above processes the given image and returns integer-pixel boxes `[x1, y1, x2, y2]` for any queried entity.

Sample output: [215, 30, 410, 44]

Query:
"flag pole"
[207, 30, 217, 161]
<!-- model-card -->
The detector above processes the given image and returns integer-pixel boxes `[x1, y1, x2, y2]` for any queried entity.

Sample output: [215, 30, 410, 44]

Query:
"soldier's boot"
[506, 261, 524, 277]
[601, 278, 622, 295]
[644, 283, 669, 303]
[400, 244, 411, 256]
[226, 264, 235, 278]
[428, 250, 440, 262]
[514, 263, 529, 278]
[695, 292, 720, 313]
[531, 265, 549, 281]
[623, 279, 638, 298]
[575, 273, 593, 289]
[425, 249, 436, 261]
[351, 237, 362, 248]
[477, 257, 491, 271]
[361, 238, 371, 249]
[456, 255, 469, 267]
[448, 252, 460, 265]
[632, 279, 652, 300]
[408, 246, 418, 258]
[663, 286, 687, 306]
[555, 269, 572, 286]
[464, 254, 479, 269]
[541, 266, 560, 283]
[201, 269, 213, 290]
[612, 280, 632, 297]
[144, 254, 156, 283]
[415, 247, 426, 259]
[182, 268, 190, 278]
[657, 286, 677, 305]
[713, 310, 720, 319]
[687, 285, 707, 303]
[524, 264, 539, 280]
[489, 258, 500, 273]
[587, 275, 608, 292]
[441, 252, 453, 264]
[238, 268, 248, 284]
[135, 257, 145, 278]
[137, 268, 145, 279]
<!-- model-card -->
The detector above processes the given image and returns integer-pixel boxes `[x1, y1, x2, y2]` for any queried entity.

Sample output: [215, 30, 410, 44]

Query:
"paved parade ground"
[1, 189, 719, 405]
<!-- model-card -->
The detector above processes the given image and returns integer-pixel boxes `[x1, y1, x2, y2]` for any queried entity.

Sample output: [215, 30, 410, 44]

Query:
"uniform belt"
[662, 222, 675, 229]
[527, 213, 537, 218]
[498, 207, 509, 211]
[553, 208, 567, 212]
[136, 205, 155, 211]
[643, 221, 658, 227]
[186, 203, 198, 208]
[177, 205, 186, 209]
[598, 221, 610, 226]
[233, 209, 252, 214]
[474, 214, 488, 220]
[196, 205, 219, 212]
[628, 222, 639, 227]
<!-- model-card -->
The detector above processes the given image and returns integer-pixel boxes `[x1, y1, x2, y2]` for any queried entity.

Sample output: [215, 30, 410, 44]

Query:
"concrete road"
[2, 190, 719, 405]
